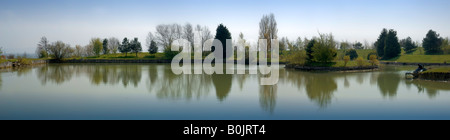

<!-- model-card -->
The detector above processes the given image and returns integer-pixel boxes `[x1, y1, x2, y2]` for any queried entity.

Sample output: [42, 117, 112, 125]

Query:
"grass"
[382, 47, 450, 63]
[337, 49, 375, 60]
[77, 52, 167, 60]
[424, 67, 450, 73]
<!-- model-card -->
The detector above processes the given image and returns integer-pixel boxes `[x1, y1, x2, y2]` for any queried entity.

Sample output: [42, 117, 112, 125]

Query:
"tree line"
[31, 13, 449, 62]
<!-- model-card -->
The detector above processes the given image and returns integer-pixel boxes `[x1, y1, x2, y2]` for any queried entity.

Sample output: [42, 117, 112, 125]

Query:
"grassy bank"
[424, 67, 450, 73]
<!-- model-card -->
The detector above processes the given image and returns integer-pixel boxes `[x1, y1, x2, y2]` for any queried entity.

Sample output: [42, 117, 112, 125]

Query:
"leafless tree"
[108, 37, 120, 54]
[183, 23, 194, 51]
[259, 13, 278, 53]
[74, 45, 84, 57]
[155, 24, 175, 51]
[195, 24, 213, 53]
[84, 44, 95, 57]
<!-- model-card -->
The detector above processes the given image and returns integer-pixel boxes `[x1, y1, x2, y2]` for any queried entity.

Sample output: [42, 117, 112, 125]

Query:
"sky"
[1, 0, 449, 54]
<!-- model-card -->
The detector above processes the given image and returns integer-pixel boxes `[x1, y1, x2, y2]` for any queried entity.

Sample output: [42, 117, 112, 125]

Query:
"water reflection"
[28, 64, 450, 111]
[377, 72, 401, 98]
[304, 73, 337, 108]
[212, 74, 232, 101]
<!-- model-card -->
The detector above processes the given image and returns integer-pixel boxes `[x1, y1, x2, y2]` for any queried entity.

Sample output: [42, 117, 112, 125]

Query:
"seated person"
[414, 64, 427, 73]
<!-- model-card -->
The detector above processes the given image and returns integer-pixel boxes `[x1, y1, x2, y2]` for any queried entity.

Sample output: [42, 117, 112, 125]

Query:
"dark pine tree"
[383, 29, 401, 59]
[214, 24, 232, 61]
[305, 39, 316, 62]
[148, 40, 158, 54]
[119, 37, 130, 57]
[375, 28, 388, 58]
[423, 30, 443, 54]
[103, 38, 108, 55]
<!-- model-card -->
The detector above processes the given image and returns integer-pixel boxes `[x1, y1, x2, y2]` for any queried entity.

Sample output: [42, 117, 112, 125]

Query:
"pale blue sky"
[1, 0, 449, 54]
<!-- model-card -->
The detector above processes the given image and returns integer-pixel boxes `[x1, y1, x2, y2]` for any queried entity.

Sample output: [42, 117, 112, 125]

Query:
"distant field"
[337, 49, 375, 60]
[386, 55, 450, 63]
[384, 48, 450, 63]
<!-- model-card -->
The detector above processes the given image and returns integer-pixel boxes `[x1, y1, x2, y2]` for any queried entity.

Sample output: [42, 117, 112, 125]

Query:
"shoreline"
[285, 64, 379, 72]
[381, 61, 450, 66]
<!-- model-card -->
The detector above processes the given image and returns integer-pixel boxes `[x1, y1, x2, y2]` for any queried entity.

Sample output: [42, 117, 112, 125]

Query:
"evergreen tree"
[103, 38, 109, 55]
[375, 28, 388, 58]
[119, 37, 130, 57]
[130, 38, 142, 57]
[148, 40, 158, 54]
[345, 49, 358, 60]
[423, 30, 443, 54]
[305, 39, 316, 62]
[214, 24, 232, 61]
[399, 37, 418, 54]
[383, 29, 401, 59]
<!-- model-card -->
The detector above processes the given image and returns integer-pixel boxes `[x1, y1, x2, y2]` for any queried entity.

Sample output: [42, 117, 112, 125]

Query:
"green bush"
[366, 52, 377, 60]
[356, 57, 364, 67]
[345, 49, 358, 60]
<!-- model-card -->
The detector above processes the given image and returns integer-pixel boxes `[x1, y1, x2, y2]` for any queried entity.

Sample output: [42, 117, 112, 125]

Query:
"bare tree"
[183, 23, 194, 51]
[155, 24, 175, 51]
[258, 13, 278, 53]
[195, 24, 213, 53]
[108, 37, 120, 54]
[38, 36, 50, 53]
[74, 45, 84, 57]
[84, 44, 95, 57]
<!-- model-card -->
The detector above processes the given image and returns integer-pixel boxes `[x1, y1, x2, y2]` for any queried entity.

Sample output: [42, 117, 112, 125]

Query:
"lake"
[1, 64, 450, 120]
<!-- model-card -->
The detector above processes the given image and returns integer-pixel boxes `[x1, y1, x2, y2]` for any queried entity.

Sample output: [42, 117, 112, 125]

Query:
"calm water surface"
[1, 64, 450, 120]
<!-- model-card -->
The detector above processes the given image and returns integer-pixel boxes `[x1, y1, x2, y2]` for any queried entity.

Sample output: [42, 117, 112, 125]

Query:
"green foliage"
[305, 39, 316, 62]
[400, 37, 418, 54]
[119, 37, 130, 57]
[383, 29, 401, 59]
[0, 47, 3, 56]
[48, 41, 72, 60]
[164, 48, 179, 59]
[311, 33, 337, 63]
[17, 57, 31, 65]
[423, 30, 443, 54]
[286, 50, 306, 65]
[37, 49, 48, 58]
[340, 42, 350, 50]
[148, 40, 158, 54]
[353, 42, 363, 49]
[214, 24, 232, 60]
[366, 52, 377, 60]
[345, 49, 358, 60]
[375, 28, 388, 58]
[103, 38, 109, 55]
[91, 38, 103, 56]
[130, 38, 142, 57]
[356, 57, 364, 67]
[343, 55, 350, 67]
[442, 38, 450, 54]
[369, 55, 378, 66]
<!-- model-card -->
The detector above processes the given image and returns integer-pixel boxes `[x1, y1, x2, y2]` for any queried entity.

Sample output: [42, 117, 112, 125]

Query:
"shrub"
[287, 50, 307, 65]
[311, 33, 337, 63]
[367, 52, 377, 60]
[345, 49, 358, 60]
[7, 54, 14, 59]
[356, 57, 364, 67]
[343, 55, 350, 67]
[369, 55, 379, 66]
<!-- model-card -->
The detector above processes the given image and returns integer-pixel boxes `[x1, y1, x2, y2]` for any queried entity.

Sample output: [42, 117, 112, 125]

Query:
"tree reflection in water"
[377, 72, 400, 98]
[151, 64, 213, 101]
[212, 74, 232, 102]
[304, 73, 337, 108]
[30, 64, 450, 112]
